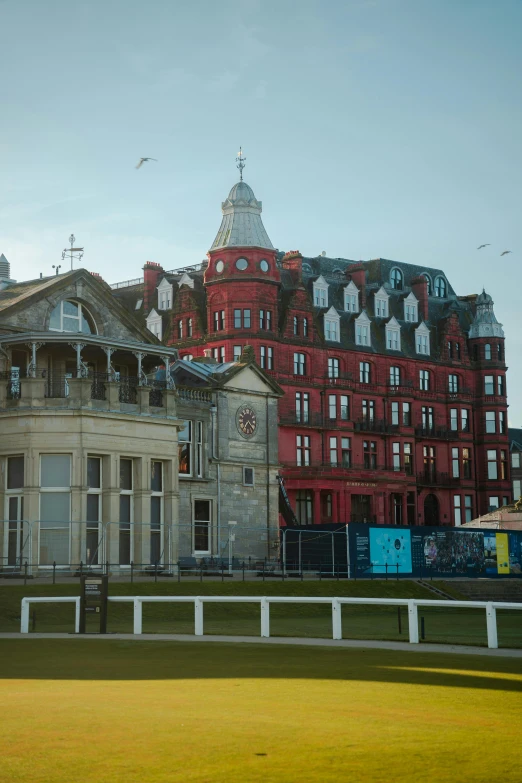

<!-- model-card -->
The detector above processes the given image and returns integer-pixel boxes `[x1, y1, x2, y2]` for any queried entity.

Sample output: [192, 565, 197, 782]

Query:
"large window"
[329, 437, 338, 467]
[404, 443, 413, 475]
[119, 458, 133, 565]
[461, 409, 470, 432]
[39, 455, 71, 565]
[194, 500, 211, 554]
[150, 461, 163, 565]
[487, 450, 498, 480]
[450, 408, 458, 431]
[86, 457, 102, 566]
[419, 369, 430, 391]
[6, 456, 24, 567]
[362, 399, 375, 423]
[324, 316, 339, 341]
[295, 392, 310, 424]
[390, 268, 403, 290]
[328, 394, 337, 420]
[296, 435, 311, 467]
[341, 438, 351, 467]
[234, 309, 250, 329]
[327, 357, 339, 379]
[296, 491, 313, 524]
[49, 300, 95, 334]
[213, 310, 225, 331]
[448, 374, 459, 393]
[359, 361, 370, 383]
[294, 352, 306, 376]
[391, 402, 399, 426]
[452, 447, 460, 478]
[392, 442, 401, 471]
[454, 496, 462, 526]
[178, 421, 203, 478]
[340, 395, 349, 420]
[390, 366, 401, 386]
[422, 406, 434, 432]
[434, 276, 447, 297]
[485, 411, 496, 434]
[363, 441, 377, 469]
[259, 309, 272, 330]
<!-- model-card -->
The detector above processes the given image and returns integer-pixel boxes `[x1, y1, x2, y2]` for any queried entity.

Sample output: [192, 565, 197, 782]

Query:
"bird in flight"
[477, 244, 490, 250]
[136, 158, 158, 169]
[500, 250, 512, 256]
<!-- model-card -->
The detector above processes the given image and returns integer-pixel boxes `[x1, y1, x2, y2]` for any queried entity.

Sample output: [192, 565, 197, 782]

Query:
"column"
[313, 490, 321, 525]
[133, 351, 146, 385]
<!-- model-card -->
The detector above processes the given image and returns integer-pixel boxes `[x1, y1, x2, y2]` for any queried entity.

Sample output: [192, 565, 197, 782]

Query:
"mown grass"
[1, 639, 522, 783]
[1, 579, 521, 647]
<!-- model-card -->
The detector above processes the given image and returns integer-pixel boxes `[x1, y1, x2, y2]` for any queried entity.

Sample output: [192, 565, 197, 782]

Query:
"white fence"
[19, 595, 522, 649]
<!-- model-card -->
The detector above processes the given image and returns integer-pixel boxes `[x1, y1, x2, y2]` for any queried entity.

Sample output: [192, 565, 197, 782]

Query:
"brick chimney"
[347, 262, 366, 308]
[282, 251, 303, 286]
[143, 261, 164, 312]
[411, 276, 429, 322]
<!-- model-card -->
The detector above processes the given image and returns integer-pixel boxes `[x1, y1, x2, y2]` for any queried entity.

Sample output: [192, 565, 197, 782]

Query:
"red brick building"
[112, 175, 511, 527]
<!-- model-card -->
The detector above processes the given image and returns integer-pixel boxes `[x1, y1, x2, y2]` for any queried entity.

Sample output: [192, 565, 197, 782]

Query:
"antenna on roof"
[62, 234, 84, 271]
[236, 147, 246, 181]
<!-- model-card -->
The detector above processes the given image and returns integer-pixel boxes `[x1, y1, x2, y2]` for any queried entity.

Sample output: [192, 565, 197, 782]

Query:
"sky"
[1, 0, 521, 423]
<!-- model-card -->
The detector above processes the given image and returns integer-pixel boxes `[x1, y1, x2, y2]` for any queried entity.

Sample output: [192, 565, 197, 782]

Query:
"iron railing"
[119, 376, 138, 404]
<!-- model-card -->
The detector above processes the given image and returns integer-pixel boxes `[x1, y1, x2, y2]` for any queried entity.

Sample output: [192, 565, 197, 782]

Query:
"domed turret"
[210, 179, 274, 251]
[469, 289, 504, 338]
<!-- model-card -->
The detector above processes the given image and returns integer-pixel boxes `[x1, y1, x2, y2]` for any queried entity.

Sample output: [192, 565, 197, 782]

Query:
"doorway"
[424, 493, 439, 526]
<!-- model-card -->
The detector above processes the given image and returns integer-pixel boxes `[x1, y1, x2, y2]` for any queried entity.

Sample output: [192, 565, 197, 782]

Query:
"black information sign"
[79, 575, 109, 633]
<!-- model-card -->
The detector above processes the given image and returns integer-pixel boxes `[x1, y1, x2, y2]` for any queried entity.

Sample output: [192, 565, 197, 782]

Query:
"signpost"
[79, 575, 108, 634]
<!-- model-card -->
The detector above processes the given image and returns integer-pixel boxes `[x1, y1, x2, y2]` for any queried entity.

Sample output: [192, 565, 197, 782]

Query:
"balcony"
[386, 381, 414, 396]
[416, 471, 460, 487]
[324, 372, 354, 388]
[446, 387, 473, 403]
[414, 426, 453, 440]
[354, 418, 389, 434]
[279, 412, 324, 428]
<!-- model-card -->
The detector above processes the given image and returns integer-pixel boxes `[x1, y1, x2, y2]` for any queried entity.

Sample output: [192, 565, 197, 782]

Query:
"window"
[463, 448, 472, 478]
[235, 257, 248, 270]
[293, 316, 299, 336]
[404, 294, 418, 322]
[455, 343, 461, 360]
[213, 310, 225, 331]
[178, 421, 203, 478]
[447, 342, 453, 360]
[234, 309, 241, 328]
[422, 406, 434, 432]
[423, 445, 436, 478]
[452, 447, 460, 478]
[146, 311, 162, 340]
[177, 320, 183, 339]
[434, 276, 447, 298]
[267, 346, 274, 370]
[513, 480, 521, 500]
[356, 321, 370, 346]
[328, 395, 337, 420]
[359, 361, 370, 383]
[487, 450, 498, 480]
[497, 343, 503, 361]
[512, 452, 521, 469]
[375, 295, 388, 318]
[485, 411, 496, 434]
[500, 450, 508, 480]
[294, 352, 306, 376]
[119, 458, 133, 566]
[39, 455, 71, 565]
[296, 435, 311, 467]
[391, 402, 399, 426]
[86, 457, 102, 566]
[390, 268, 403, 290]
[243, 467, 254, 487]
[324, 316, 339, 341]
[403, 403, 411, 426]
[313, 278, 328, 307]
[260, 346, 266, 369]
[392, 442, 401, 471]
[328, 357, 340, 378]
[296, 491, 313, 524]
[461, 409, 470, 432]
[150, 461, 163, 565]
[454, 496, 462, 526]
[386, 324, 401, 351]
[135, 298, 143, 310]
[465, 496, 473, 523]
[233, 309, 250, 328]
[363, 441, 377, 469]
[498, 376, 505, 396]
[6, 456, 24, 568]
[303, 318, 309, 337]
[419, 369, 430, 391]
[362, 399, 375, 422]
[340, 395, 349, 420]
[390, 366, 401, 386]
[448, 374, 459, 393]
[233, 345, 242, 362]
[260, 309, 272, 330]
[341, 438, 351, 467]
[187, 318, 193, 337]
[423, 274, 432, 295]
[194, 500, 211, 553]
[49, 300, 95, 334]
[484, 344, 491, 360]
[295, 392, 310, 424]
[330, 437, 338, 467]
[415, 326, 430, 355]
[212, 347, 225, 363]
[344, 281, 359, 313]
[450, 408, 458, 431]
[404, 443, 413, 475]
[159, 291, 171, 310]
[484, 375, 494, 395]
[182, 354, 193, 361]
[489, 497, 499, 512]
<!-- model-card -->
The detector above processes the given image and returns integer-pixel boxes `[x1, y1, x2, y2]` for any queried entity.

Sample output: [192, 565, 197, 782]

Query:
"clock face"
[237, 405, 257, 437]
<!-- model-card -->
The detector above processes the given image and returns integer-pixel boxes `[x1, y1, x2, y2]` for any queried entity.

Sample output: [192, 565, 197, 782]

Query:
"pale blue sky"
[1, 0, 521, 422]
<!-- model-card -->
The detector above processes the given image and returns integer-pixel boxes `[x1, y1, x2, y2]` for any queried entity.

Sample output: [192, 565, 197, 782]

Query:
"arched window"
[49, 300, 96, 334]
[390, 268, 403, 290]
[303, 318, 308, 337]
[293, 316, 299, 336]
[423, 274, 432, 295]
[497, 343, 503, 361]
[434, 276, 447, 298]
[484, 344, 491, 360]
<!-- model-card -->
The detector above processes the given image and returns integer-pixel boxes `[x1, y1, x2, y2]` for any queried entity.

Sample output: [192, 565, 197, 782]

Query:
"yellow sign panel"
[496, 533, 510, 574]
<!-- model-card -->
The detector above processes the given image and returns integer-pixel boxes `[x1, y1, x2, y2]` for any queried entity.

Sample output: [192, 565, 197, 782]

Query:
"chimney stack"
[411, 276, 429, 322]
[347, 262, 366, 308]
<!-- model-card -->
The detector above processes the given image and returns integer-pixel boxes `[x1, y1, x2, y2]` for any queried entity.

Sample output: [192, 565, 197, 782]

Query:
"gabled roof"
[386, 316, 401, 329]
[170, 358, 283, 396]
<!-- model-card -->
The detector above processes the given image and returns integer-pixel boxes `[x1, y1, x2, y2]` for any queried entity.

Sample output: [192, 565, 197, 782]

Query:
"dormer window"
[404, 292, 418, 322]
[343, 280, 359, 313]
[313, 275, 328, 308]
[415, 323, 430, 355]
[385, 317, 401, 351]
[423, 274, 432, 295]
[355, 311, 371, 347]
[157, 278, 173, 310]
[324, 307, 340, 342]
[49, 300, 96, 334]
[146, 309, 162, 340]
[374, 286, 389, 318]
[390, 268, 403, 290]
[434, 276, 447, 298]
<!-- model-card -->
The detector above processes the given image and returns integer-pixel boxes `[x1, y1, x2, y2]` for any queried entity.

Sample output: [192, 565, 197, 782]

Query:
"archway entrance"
[424, 494, 439, 526]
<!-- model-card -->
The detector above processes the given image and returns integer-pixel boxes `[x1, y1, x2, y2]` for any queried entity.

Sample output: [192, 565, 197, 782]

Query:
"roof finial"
[236, 146, 246, 181]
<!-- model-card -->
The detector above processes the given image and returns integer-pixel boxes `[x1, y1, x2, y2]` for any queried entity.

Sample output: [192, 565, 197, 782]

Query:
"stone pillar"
[106, 454, 121, 570]
[20, 377, 47, 408]
[67, 377, 91, 407]
[165, 389, 178, 417]
[137, 386, 150, 414]
[106, 381, 120, 410]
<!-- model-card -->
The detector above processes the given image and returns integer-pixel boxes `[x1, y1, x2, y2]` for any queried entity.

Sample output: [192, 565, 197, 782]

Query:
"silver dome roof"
[211, 180, 274, 251]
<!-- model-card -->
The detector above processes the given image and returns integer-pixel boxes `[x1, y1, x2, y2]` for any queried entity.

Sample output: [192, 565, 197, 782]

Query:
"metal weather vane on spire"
[236, 147, 246, 181]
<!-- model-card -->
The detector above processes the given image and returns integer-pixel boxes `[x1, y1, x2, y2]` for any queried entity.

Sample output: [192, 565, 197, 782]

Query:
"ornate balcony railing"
[414, 426, 453, 440]
[354, 418, 389, 434]
[176, 386, 212, 403]
[416, 471, 460, 487]
[119, 376, 138, 404]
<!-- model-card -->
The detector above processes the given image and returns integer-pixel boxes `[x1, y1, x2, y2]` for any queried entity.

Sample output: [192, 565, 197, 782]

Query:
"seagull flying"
[136, 157, 158, 169]
[500, 250, 512, 256]
[477, 244, 490, 250]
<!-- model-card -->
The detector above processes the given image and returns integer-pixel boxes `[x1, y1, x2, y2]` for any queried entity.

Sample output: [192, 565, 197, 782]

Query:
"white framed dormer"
[415, 322, 430, 355]
[146, 308, 163, 340]
[157, 278, 173, 310]
[343, 280, 359, 313]
[403, 291, 418, 323]
[385, 316, 401, 351]
[355, 311, 371, 347]
[374, 286, 389, 318]
[324, 306, 340, 342]
[313, 275, 329, 308]
[178, 272, 195, 289]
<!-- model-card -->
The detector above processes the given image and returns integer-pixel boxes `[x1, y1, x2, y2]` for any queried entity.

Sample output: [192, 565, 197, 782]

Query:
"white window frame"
[39, 454, 72, 567]
[86, 456, 102, 566]
[374, 286, 389, 318]
[313, 275, 329, 308]
[146, 309, 162, 340]
[386, 318, 401, 352]
[5, 455, 25, 568]
[119, 458, 134, 566]
[355, 311, 371, 347]
[324, 307, 340, 342]
[404, 292, 418, 323]
[157, 279, 173, 311]
[233, 345, 242, 362]
[150, 461, 164, 566]
[343, 280, 359, 313]
[193, 499, 212, 555]
[49, 300, 97, 335]
[415, 323, 430, 355]
[328, 357, 340, 379]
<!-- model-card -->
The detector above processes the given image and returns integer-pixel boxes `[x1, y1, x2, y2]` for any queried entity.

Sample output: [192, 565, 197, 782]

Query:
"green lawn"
[1, 639, 521, 783]
[1, 580, 521, 647]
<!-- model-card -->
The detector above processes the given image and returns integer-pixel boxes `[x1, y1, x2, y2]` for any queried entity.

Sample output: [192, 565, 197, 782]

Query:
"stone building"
[509, 428, 522, 503]
[0, 263, 280, 573]
[111, 172, 512, 528]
